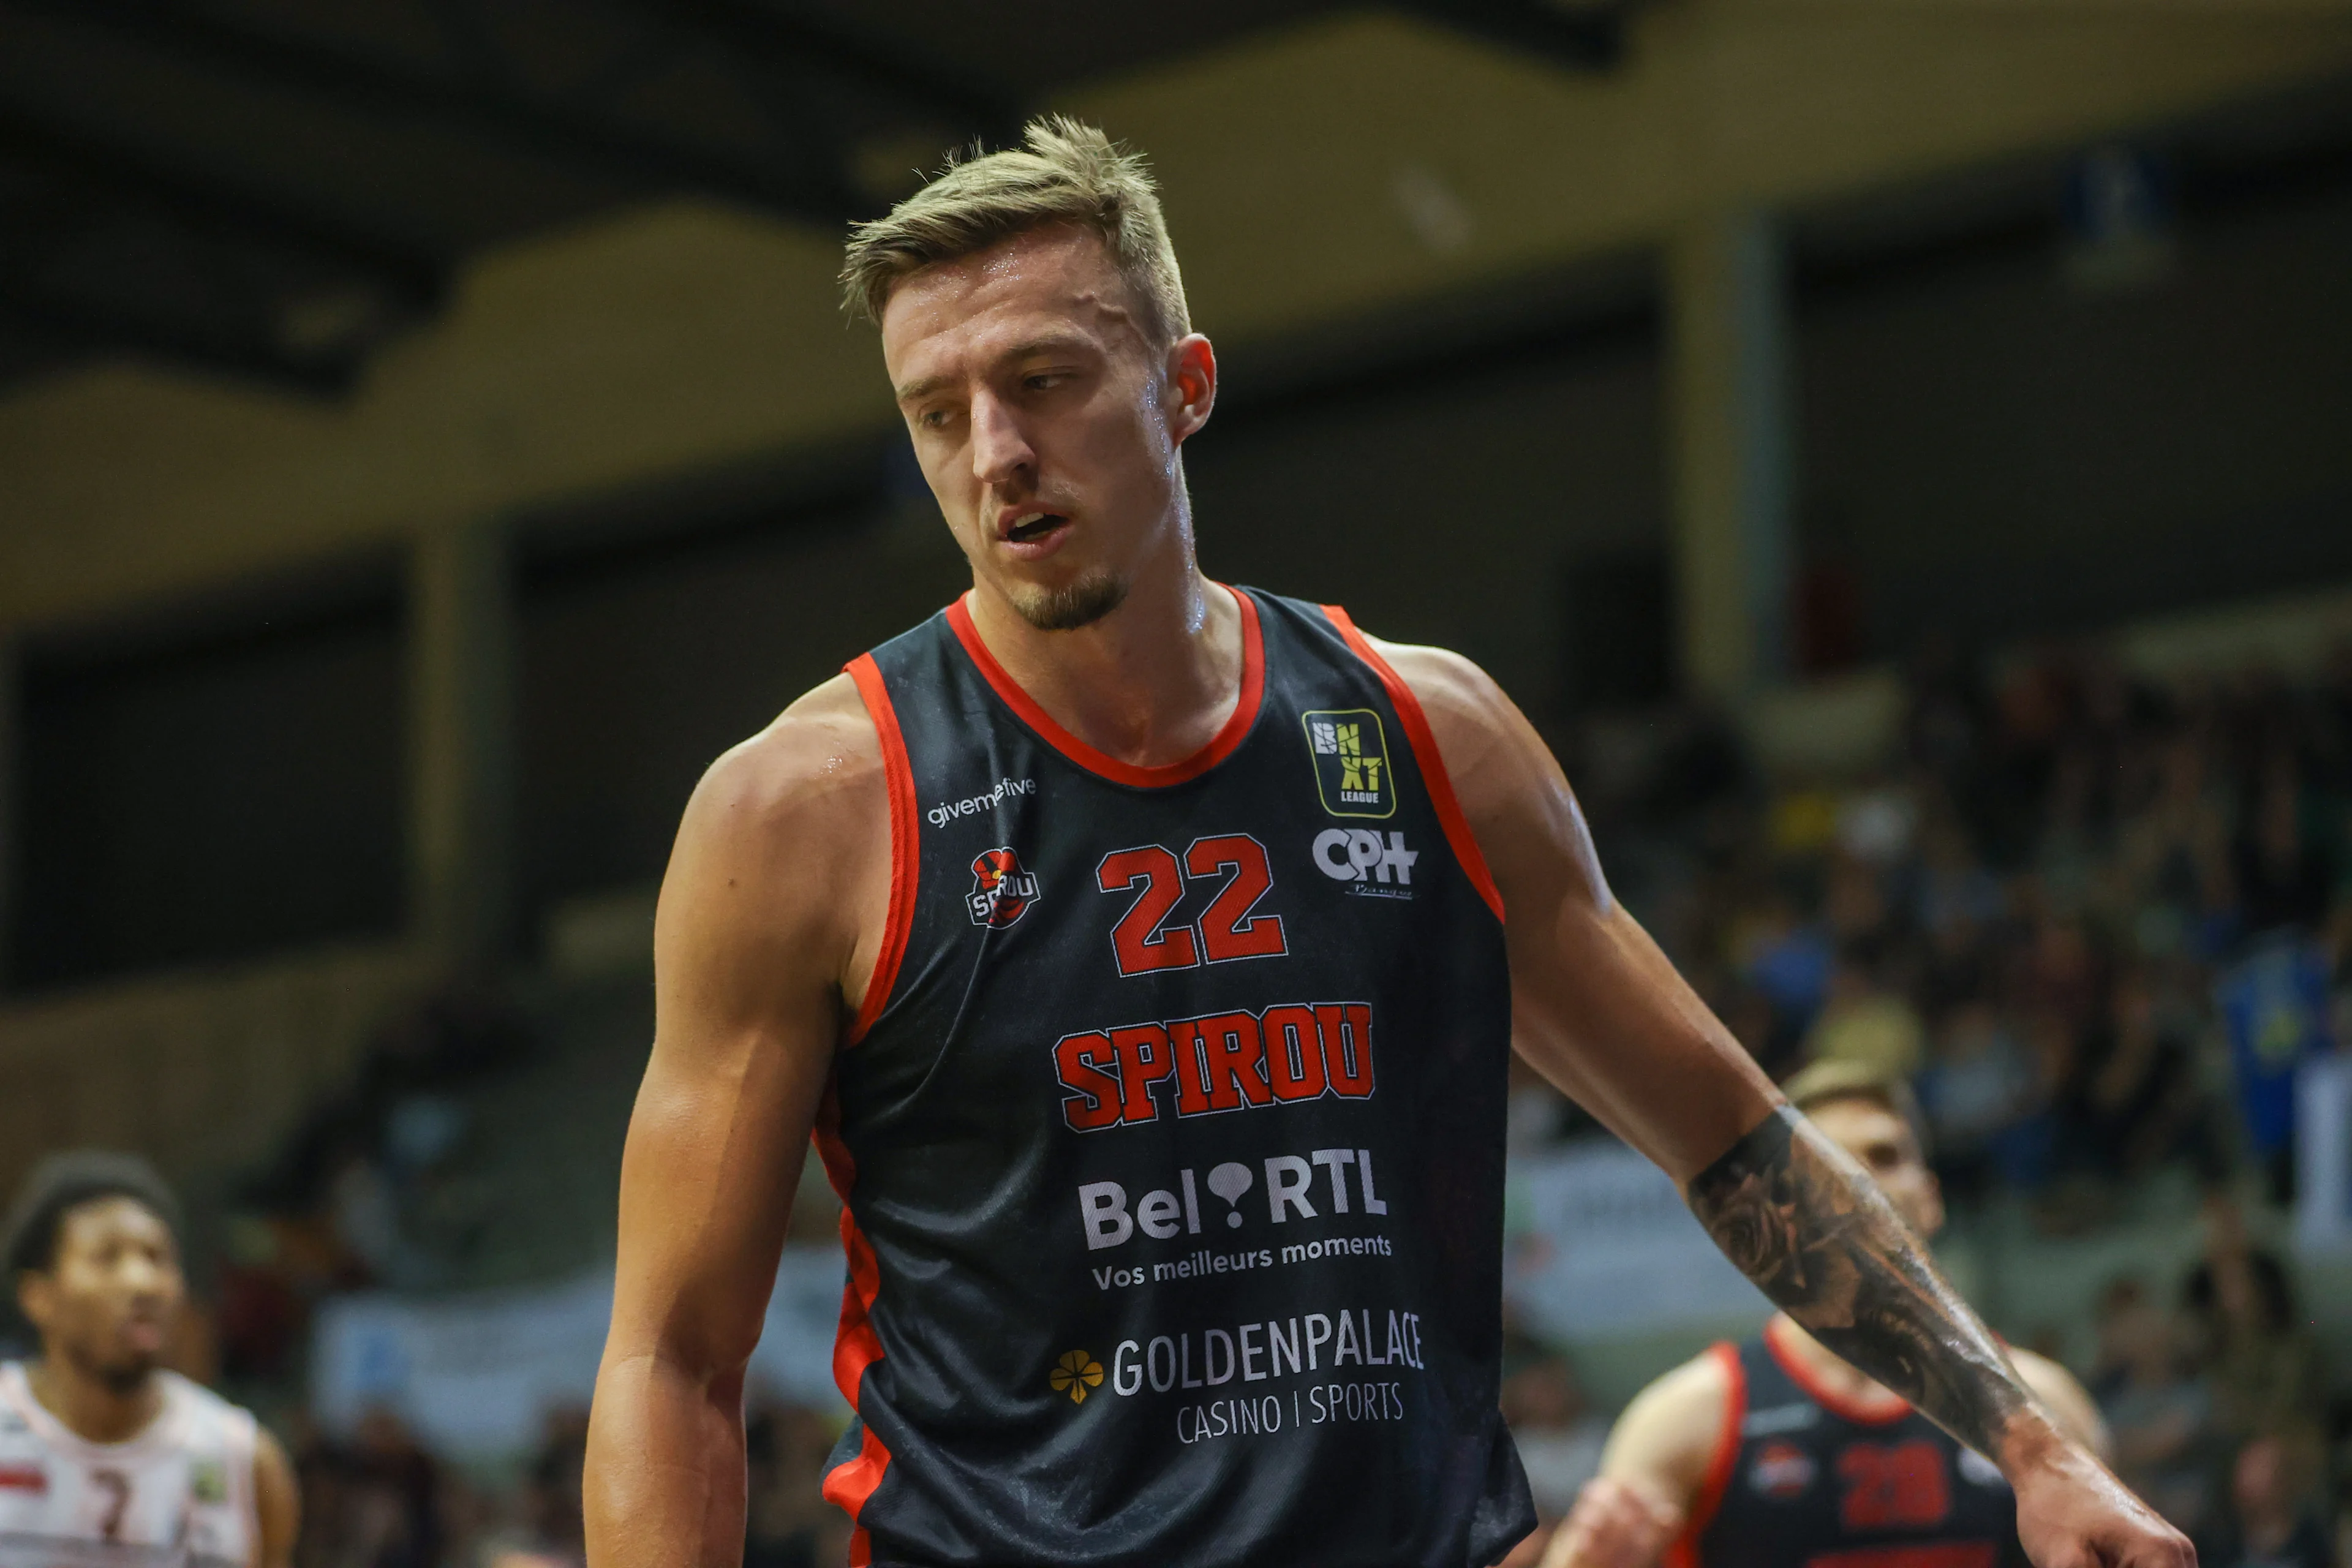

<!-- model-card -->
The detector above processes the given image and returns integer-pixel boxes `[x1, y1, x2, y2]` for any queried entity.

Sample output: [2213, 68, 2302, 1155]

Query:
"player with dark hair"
[1, 1151, 298, 1568]
[584, 118, 2193, 1568]
[1539, 1063, 2106, 1568]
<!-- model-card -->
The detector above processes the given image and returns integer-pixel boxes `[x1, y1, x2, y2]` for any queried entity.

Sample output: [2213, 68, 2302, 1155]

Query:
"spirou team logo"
[968, 846, 1041, 929]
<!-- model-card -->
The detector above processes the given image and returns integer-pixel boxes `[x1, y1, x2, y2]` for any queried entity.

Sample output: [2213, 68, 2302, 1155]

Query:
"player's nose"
[968, 391, 1036, 492]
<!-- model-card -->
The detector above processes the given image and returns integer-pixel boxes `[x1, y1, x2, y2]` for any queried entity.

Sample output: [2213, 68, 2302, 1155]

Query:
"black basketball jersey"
[1678, 1324, 2025, 1568]
[813, 586, 1531, 1567]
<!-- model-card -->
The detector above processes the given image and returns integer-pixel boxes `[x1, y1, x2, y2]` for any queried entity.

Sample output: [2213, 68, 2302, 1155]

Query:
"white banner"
[2296, 1052, 2352, 1257]
[1505, 1140, 1766, 1343]
[311, 1246, 848, 1459]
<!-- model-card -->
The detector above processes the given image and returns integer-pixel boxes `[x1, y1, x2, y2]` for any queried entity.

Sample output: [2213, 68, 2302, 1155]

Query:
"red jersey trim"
[1321, 608, 1506, 924]
[1664, 1341, 1747, 1568]
[1764, 1316, 1912, 1426]
[943, 587, 1265, 789]
[843, 654, 919, 1046]
[813, 1076, 892, 1550]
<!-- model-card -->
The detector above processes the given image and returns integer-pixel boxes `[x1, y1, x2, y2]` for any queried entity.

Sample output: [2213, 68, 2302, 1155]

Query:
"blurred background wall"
[2, 2, 2352, 1564]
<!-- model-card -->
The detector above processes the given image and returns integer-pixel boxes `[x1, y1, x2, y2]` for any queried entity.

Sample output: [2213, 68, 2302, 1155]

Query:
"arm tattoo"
[1687, 1107, 2033, 1463]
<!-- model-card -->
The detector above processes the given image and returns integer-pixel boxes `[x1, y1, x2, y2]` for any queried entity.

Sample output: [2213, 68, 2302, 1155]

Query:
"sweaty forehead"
[881, 227, 1142, 385]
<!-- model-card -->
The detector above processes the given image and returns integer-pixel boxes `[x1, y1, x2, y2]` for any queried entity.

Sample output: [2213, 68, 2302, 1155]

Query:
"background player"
[2, 1152, 298, 1568]
[1539, 1063, 2106, 1568]
[584, 118, 2192, 1568]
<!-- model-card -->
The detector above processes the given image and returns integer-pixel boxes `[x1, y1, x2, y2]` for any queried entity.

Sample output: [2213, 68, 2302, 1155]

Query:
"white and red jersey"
[0, 1362, 258, 1568]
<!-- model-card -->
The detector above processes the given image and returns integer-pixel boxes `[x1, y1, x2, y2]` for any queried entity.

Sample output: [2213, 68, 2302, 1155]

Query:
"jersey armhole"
[1665, 1341, 1747, 1568]
[843, 654, 919, 1045]
[1319, 606, 1506, 924]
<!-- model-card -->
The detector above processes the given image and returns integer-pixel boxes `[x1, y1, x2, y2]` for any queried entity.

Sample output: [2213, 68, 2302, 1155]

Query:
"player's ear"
[1166, 334, 1216, 443]
[1920, 1169, 1946, 1239]
[15, 1270, 55, 1335]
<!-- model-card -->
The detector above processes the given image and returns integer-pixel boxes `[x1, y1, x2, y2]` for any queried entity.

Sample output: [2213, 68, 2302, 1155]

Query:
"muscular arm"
[1373, 636, 2186, 1568]
[1684, 1108, 2037, 1468]
[583, 676, 889, 1568]
[251, 1428, 298, 1568]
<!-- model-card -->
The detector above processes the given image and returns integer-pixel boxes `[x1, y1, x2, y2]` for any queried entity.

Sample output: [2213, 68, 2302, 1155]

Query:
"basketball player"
[1538, 1063, 2106, 1568]
[1, 1152, 298, 1568]
[583, 118, 2190, 1568]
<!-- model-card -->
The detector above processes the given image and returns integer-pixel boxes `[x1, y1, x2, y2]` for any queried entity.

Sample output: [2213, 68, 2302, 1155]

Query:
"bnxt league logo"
[968, 846, 1041, 929]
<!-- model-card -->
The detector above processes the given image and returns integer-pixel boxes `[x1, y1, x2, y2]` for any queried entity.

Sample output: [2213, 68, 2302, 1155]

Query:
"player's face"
[17, 1198, 184, 1391]
[881, 224, 1215, 631]
[1807, 1098, 1944, 1240]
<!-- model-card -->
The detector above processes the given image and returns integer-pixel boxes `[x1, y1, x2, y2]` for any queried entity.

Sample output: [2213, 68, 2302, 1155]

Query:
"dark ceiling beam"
[0, 107, 446, 307]
[1396, 0, 1625, 71]
[9, 0, 865, 224]
[0, 287, 356, 395]
[623, 0, 1019, 140]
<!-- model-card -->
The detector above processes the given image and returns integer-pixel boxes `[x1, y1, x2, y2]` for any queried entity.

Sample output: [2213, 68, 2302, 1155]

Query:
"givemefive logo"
[927, 776, 1036, 828]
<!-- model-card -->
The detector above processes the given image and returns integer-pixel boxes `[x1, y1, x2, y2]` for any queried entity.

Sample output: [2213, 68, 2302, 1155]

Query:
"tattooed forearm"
[1687, 1107, 2034, 1465]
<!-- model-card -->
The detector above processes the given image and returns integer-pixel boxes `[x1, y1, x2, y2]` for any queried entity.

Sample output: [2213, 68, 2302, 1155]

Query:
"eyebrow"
[893, 336, 1098, 407]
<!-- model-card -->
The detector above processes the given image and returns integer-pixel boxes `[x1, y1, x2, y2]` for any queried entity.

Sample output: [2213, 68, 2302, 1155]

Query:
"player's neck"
[24, 1354, 165, 1445]
[1768, 1314, 1905, 1414]
[965, 558, 1243, 770]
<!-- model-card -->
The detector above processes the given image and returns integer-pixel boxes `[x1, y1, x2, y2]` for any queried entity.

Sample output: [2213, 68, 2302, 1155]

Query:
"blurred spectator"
[2069, 968, 2225, 1183]
[2116, 734, 2234, 943]
[1802, 957, 1928, 1079]
[2184, 1201, 2326, 1447]
[1916, 803, 2008, 944]
[296, 1409, 445, 1568]
[482, 1408, 589, 1568]
[2094, 1276, 2220, 1543]
[2217, 1431, 2333, 1568]
[1499, 1354, 1608, 1525]
[1736, 891, 1835, 1054]
[1555, 627, 2352, 1242]
[1917, 999, 2046, 1196]
[2217, 937, 2337, 1202]
[745, 1400, 851, 1568]
[2236, 758, 2335, 938]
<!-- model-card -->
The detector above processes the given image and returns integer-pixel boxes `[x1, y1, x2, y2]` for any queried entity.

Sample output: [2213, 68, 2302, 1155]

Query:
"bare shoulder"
[677, 674, 885, 861]
[659, 671, 891, 993]
[1599, 1346, 1736, 1506]
[1354, 632, 1521, 771]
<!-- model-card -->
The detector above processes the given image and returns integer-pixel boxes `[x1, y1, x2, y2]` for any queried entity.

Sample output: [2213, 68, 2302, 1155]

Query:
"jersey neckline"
[0, 1361, 187, 1458]
[1762, 1317, 1914, 1425]
[943, 584, 1265, 789]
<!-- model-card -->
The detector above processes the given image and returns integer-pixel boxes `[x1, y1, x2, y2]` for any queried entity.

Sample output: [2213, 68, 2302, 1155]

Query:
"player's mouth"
[997, 508, 1072, 559]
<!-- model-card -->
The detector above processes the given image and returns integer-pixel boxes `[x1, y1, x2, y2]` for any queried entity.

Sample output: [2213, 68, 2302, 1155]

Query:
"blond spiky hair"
[840, 115, 1189, 344]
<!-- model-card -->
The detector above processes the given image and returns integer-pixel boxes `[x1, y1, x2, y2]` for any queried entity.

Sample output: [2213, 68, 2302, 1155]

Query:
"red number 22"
[1098, 835, 1287, 977]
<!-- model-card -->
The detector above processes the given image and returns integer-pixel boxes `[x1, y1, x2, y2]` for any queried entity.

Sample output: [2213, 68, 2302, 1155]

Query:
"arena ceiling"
[0, 0, 1628, 396]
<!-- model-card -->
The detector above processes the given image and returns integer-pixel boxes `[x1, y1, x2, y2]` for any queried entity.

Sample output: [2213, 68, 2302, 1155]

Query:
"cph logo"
[1313, 828, 1417, 886]
[969, 846, 1041, 929]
